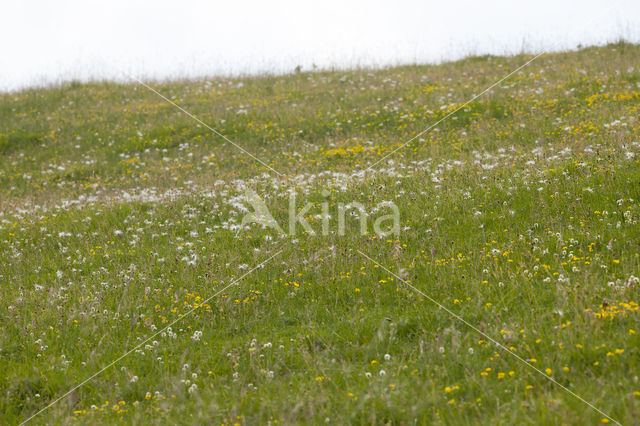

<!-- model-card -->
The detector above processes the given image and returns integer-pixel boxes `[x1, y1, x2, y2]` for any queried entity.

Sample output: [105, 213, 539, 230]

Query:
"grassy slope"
[1, 42, 640, 424]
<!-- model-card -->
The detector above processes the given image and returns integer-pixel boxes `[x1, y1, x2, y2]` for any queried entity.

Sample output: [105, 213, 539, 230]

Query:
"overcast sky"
[1, 0, 639, 91]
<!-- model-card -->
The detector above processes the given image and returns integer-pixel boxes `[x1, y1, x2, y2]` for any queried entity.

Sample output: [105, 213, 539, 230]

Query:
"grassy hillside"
[1, 42, 639, 424]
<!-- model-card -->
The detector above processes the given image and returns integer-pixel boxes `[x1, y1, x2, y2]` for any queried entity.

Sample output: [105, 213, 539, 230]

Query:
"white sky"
[1, 0, 639, 91]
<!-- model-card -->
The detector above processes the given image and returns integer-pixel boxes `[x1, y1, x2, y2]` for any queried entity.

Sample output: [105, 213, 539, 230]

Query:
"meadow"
[1, 42, 639, 424]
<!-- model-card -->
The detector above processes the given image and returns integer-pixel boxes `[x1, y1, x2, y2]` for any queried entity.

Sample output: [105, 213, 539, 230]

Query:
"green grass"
[1, 42, 640, 424]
